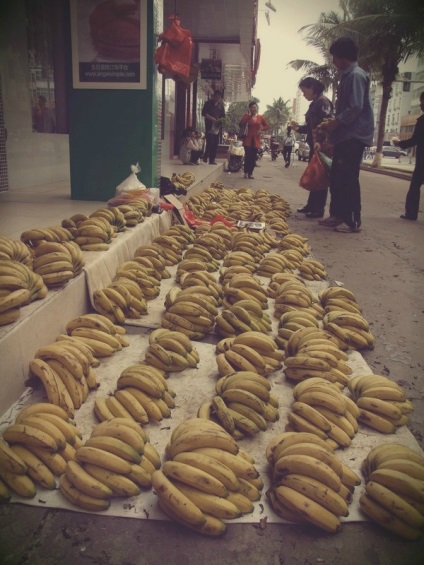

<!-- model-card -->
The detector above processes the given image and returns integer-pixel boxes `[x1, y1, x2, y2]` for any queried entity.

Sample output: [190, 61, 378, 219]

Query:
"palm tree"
[302, 0, 424, 167]
[263, 97, 291, 136]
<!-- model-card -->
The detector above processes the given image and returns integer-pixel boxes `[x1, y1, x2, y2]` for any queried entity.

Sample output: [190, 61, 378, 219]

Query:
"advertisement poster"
[70, 0, 147, 89]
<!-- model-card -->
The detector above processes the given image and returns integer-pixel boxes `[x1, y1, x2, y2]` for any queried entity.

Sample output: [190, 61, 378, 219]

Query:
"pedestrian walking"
[201, 90, 225, 165]
[282, 126, 296, 168]
[393, 91, 424, 221]
[319, 37, 374, 233]
[239, 101, 269, 179]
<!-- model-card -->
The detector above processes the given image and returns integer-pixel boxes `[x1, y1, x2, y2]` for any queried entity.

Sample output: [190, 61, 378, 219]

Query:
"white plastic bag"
[115, 163, 146, 196]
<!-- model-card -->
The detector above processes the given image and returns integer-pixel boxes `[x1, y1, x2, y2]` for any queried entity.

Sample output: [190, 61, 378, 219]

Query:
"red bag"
[154, 17, 192, 78]
[299, 152, 329, 192]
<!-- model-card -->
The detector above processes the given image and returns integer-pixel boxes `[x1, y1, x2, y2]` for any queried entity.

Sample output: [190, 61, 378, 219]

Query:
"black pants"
[282, 146, 293, 164]
[244, 146, 258, 175]
[404, 165, 424, 219]
[330, 138, 365, 226]
[204, 133, 219, 163]
[307, 189, 328, 213]
[190, 150, 203, 164]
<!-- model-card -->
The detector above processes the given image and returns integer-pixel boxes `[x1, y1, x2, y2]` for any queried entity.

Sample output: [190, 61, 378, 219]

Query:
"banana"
[223, 379, 270, 402]
[75, 446, 132, 475]
[162, 460, 228, 498]
[227, 402, 268, 432]
[167, 429, 239, 460]
[65, 460, 113, 499]
[229, 343, 267, 373]
[118, 371, 165, 398]
[143, 443, 161, 469]
[113, 389, 149, 424]
[286, 412, 328, 440]
[84, 436, 141, 463]
[123, 388, 163, 422]
[35, 344, 84, 382]
[172, 451, 240, 492]
[27, 446, 67, 476]
[267, 432, 331, 464]
[47, 359, 85, 409]
[273, 454, 341, 492]
[297, 390, 346, 416]
[226, 491, 255, 514]
[0, 438, 28, 475]
[82, 463, 142, 496]
[314, 407, 356, 439]
[106, 396, 136, 420]
[19, 415, 67, 450]
[0, 467, 36, 498]
[152, 470, 206, 526]
[211, 396, 235, 434]
[94, 397, 115, 422]
[227, 407, 261, 436]
[291, 402, 332, 433]
[192, 448, 259, 480]
[359, 492, 422, 540]
[365, 480, 424, 528]
[369, 468, 424, 503]
[358, 409, 397, 434]
[221, 371, 271, 391]
[59, 473, 110, 511]
[2, 423, 59, 452]
[275, 442, 342, 477]
[197, 401, 213, 419]
[221, 389, 266, 414]
[172, 480, 241, 519]
[275, 486, 342, 533]
[90, 421, 144, 453]
[28, 358, 71, 415]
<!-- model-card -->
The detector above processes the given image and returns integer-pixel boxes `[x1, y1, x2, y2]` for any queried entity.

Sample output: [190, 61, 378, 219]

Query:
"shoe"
[334, 222, 361, 233]
[248, 175, 254, 179]
[209, 162, 217, 165]
[306, 211, 324, 219]
[243, 173, 248, 179]
[297, 206, 310, 214]
[318, 216, 343, 227]
[285, 162, 290, 168]
[400, 214, 417, 220]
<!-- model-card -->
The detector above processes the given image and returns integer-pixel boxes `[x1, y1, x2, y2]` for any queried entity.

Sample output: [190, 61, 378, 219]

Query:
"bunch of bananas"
[285, 327, 338, 357]
[348, 374, 412, 434]
[66, 312, 129, 357]
[175, 259, 210, 283]
[0, 235, 33, 266]
[266, 218, 290, 236]
[298, 259, 327, 281]
[114, 204, 144, 227]
[151, 234, 185, 265]
[266, 431, 361, 533]
[171, 171, 195, 189]
[222, 251, 257, 273]
[323, 311, 375, 351]
[215, 303, 271, 338]
[144, 328, 199, 372]
[319, 286, 360, 313]
[276, 310, 320, 351]
[133, 245, 171, 280]
[20, 225, 74, 248]
[32, 241, 79, 288]
[284, 346, 351, 389]
[127, 197, 152, 217]
[115, 260, 161, 300]
[360, 442, 424, 540]
[256, 252, 290, 278]
[163, 287, 217, 338]
[155, 418, 261, 535]
[288, 379, 360, 449]
[59, 419, 160, 512]
[219, 265, 256, 287]
[73, 216, 115, 251]
[0, 260, 47, 325]
[61, 213, 89, 235]
[216, 332, 283, 376]
[278, 233, 310, 255]
[223, 274, 268, 310]
[279, 248, 305, 269]
[0, 402, 83, 500]
[93, 279, 148, 324]
[267, 272, 303, 299]
[30, 339, 99, 415]
[274, 280, 315, 318]
[194, 232, 228, 260]
[91, 207, 126, 233]
[231, 232, 267, 262]
[182, 246, 220, 272]
[179, 270, 223, 297]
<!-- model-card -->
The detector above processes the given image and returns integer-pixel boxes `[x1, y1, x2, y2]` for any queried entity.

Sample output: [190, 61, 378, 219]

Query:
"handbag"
[239, 121, 249, 140]
[299, 152, 329, 192]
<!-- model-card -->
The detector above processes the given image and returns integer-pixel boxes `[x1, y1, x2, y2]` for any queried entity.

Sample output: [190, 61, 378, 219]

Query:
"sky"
[252, 0, 342, 114]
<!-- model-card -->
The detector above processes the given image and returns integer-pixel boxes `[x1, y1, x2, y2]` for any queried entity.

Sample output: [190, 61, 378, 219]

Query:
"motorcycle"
[224, 139, 245, 173]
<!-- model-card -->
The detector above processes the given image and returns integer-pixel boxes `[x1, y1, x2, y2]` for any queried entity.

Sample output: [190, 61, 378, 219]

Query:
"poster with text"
[71, 0, 147, 89]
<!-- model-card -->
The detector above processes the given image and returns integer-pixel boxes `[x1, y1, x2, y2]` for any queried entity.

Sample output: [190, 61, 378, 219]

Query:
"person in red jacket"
[239, 101, 269, 179]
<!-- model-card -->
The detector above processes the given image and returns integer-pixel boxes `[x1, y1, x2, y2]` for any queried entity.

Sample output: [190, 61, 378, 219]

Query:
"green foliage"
[263, 97, 291, 136]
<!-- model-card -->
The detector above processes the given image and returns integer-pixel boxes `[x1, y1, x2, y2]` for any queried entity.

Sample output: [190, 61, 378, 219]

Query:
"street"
[0, 154, 423, 565]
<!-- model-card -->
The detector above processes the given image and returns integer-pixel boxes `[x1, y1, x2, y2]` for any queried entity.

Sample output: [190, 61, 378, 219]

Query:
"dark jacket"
[399, 113, 424, 171]
[202, 99, 225, 135]
[297, 94, 333, 150]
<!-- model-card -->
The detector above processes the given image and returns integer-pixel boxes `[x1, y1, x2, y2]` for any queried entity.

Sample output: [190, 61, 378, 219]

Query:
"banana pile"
[0, 235, 33, 266]
[114, 204, 144, 227]
[163, 286, 217, 338]
[278, 234, 310, 256]
[175, 258, 210, 282]
[73, 216, 116, 251]
[20, 225, 74, 248]
[266, 218, 290, 236]
[219, 265, 256, 286]
[95, 362, 176, 424]
[91, 207, 126, 233]
[287, 379, 360, 449]
[298, 259, 327, 281]
[279, 248, 305, 270]
[32, 241, 81, 288]
[348, 374, 412, 434]
[0, 402, 83, 499]
[215, 303, 271, 338]
[133, 245, 171, 280]
[360, 442, 424, 540]
[193, 231, 229, 260]
[223, 273, 268, 310]
[30, 339, 100, 415]
[266, 431, 361, 533]
[181, 247, 220, 272]
[93, 279, 148, 324]
[66, 313, 129, 357]
[276, 309, 319, 351]
[256, 252, 290, 277]
[61, 213, 89, 235]
[319, 286, 360, 313]
[115, 260, 161, 300]
[267, 272, 303, 299]
[153, 418, 262, 535]
[125, 197, 152, 217]
[0, 260, 48, 325]
[222, 250, 256, 273]
[144, 328, 199, 372]
[59, 419, 160, 512]
[171, 171, 195, 190]
[322, 310, 375, 351]
[231, 232, 267, 262]
[274, 278, 317, 319]
[150, 234, 185, 265]
[215, 332, 282, 376]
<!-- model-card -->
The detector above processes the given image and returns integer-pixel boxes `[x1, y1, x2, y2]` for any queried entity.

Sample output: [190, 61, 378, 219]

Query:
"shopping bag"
[299, 152, 329, 192]
[238, 121, 249, 140]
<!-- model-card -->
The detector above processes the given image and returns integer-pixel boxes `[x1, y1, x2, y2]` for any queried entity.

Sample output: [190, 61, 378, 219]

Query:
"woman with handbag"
[239, 102, 269, 179]
[291, 77, 333, 218]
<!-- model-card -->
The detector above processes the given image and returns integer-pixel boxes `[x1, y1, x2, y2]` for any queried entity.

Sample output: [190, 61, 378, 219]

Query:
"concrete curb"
[361, 164, 412, 181]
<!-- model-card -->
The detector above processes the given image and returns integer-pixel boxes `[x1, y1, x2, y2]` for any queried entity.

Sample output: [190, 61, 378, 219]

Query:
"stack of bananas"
[66, 313, 129, 357]
[73, 216, 115, 251]
[167, 223, 196, 244]
[207, 222, 234, 250]
[231, 232, 266, 263]
[278, 248, 305, 270]
[20, 225, 74, 248]
[276, 309, 320, 351]
[133, 245, 171, 280]
[256, 252, 291, 278]
[0, 235, 33, 266]
[287, 379, 360, 449]
[323, 310, 375, 351]
[115, 260, 161, 300]
[128, 198, 153, 217]
[319, 286, 359, 313]
[114, 204, 144, 227]
[222, 251, 257, 273]
[215, 303, 271, 338]
[285, 327, 340, 358]
[181, 247, 220, 272]
[298, 259, 327, 281]
[194, 232, 228, 261]
[179, 269, 223, 295]
[59, 419, 160, 512]
[61, 213, 88, 236]
[278, 233, 310, 256]
[215, 332, 283, 376]
[348, 374, 412, 433]
[30, 339, 100, 415]
[274, 279, 315, 318]
[266, 218, 290, 236]
[91, 207, 126, 233]
[267, 272, 302, 299]
[266, 431, 361, 533]
[154, 418, 262, 535]
[144, 328, 199, 372]
[175, 258, 210, 283]
[210, 180, 224, 189]
[0, 402, 84, 499]
[0, 260, 47, 326]
[219, 265, 256, 286]
[360, 442, 424, 540]
[223, 273, 268, 310]
[32, 241, 79, 288]
[151, 234, 185, 265]
[94, 279, 148, 323]
[171, 171, 195, 189]
[163, 287, 217, 338]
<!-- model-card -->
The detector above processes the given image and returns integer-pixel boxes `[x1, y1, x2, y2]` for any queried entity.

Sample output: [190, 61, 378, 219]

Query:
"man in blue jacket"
[393, 92, 424, 221]
[319, 37, 374, 233]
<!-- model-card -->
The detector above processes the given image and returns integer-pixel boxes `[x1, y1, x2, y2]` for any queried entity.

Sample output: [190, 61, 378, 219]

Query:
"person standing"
[319, 37, 374, 233]
[291, 77, 334, 218]
[393, 91, 424, 221]
[201, 90, 225, 165]
[239, 101, 269, 179]
[282, 126, 296, 168]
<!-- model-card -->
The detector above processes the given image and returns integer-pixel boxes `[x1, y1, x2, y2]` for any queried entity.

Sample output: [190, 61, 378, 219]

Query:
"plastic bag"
[115, 163, 146, 196]
[154, 16, 192, 78]
[299, 152, 329, 192]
